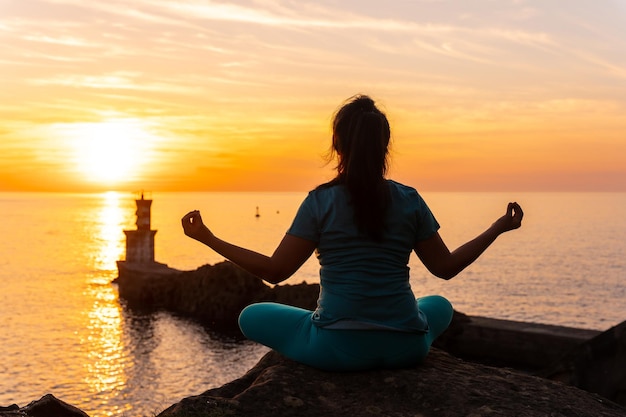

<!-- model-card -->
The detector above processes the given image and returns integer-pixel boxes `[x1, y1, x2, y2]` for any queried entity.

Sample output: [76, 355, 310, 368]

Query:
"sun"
[69, 118, 155, 186]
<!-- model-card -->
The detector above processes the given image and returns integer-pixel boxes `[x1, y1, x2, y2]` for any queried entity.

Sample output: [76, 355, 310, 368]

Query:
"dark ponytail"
[326, 95, 391, 241]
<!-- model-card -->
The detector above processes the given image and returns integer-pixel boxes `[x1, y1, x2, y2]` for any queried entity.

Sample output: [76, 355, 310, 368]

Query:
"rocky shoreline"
[3, 260, 625, 416]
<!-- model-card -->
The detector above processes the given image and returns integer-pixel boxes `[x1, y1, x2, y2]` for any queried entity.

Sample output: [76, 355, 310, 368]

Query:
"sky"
[1, 0, 625, 192]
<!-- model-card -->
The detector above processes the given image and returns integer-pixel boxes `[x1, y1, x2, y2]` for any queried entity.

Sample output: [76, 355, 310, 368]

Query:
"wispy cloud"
[28, 71, 202, 94]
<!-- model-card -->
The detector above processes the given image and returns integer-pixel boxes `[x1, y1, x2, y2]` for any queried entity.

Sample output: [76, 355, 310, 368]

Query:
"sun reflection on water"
[69, 192, 269, 416]
[92, 191, 128, 282]
[80, 192, 133, 416]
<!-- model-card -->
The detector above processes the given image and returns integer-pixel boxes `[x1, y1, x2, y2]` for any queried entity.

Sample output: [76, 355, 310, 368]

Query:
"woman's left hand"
[181, 210, 212, 242]
[492, 202, 524, 234]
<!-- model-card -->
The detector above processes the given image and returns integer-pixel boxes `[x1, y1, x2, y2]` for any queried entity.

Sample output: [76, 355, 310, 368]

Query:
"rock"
[542, 319, 626, 406]
[0, 404, 19, 416]
[433, 312, 601, 372]
[255, 280, 319, 311]
[116, 260, 318, 332]
[117, 260, 267, 330]
[157, 348, 626, 417]
[0, 394, 89, 417]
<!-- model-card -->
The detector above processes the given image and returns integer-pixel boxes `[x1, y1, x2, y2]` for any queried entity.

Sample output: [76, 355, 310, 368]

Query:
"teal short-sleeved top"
[287, 179, 440, 333]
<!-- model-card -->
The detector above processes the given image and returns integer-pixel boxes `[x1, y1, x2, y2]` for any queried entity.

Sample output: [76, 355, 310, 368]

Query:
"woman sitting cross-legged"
[181, 94, 523, 371]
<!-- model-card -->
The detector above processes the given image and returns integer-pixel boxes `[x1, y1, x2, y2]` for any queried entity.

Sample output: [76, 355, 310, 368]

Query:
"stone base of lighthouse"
[123, 229, 157, 264]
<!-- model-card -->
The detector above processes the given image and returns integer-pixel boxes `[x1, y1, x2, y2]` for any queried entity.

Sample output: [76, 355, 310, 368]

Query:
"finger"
[181, 210, 199, 225]
[189, 212, 202, 225]
[506, 202, 514, 217]
[512, 204, 523, 227]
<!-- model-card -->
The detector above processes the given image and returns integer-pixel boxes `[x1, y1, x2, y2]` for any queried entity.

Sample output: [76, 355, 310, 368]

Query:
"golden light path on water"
[0, 191, 274, 415]
[92, 192, 128, 276]
[81, 192, 131, 416]
[35, 191, 269, 416]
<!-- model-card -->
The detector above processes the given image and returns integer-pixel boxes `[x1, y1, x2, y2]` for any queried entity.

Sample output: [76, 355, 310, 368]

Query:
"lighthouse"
[123, 192, 157, 264]
[116, 193, 176, 290]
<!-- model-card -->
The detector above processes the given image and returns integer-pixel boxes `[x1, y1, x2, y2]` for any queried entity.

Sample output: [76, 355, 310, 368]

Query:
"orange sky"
[1, 0, 625, 192]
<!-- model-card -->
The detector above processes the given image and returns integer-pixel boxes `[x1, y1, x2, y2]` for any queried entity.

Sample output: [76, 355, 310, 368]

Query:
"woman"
[181, 94, 523, 371]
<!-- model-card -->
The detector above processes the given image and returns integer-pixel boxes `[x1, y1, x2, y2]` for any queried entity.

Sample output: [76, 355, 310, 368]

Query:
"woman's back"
[287, 179, 440, 331]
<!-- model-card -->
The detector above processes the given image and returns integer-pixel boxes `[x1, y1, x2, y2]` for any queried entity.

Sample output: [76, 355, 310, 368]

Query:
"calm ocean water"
[1, 191, 625, 416]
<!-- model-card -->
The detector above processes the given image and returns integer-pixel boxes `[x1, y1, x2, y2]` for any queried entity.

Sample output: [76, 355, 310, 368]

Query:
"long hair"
[324, 94, 391, 241]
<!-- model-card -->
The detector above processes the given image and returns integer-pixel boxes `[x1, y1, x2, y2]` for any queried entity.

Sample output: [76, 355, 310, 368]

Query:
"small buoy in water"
[255, 206, 260, 217]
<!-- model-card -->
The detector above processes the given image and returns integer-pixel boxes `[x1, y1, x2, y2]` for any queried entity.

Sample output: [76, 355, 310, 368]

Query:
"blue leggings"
[238, 295, 453, 371]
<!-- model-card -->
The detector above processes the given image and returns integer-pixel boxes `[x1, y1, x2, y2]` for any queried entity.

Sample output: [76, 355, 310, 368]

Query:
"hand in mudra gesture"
[493, 202, 524, 233]
[181, 210, 213, 242]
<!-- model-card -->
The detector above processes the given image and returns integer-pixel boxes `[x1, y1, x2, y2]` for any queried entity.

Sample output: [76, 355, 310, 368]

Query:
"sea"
[0, 191, 625, 416]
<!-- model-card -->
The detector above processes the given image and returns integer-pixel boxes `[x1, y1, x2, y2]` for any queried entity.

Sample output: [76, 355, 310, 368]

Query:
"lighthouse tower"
[123, 193, 157, 264]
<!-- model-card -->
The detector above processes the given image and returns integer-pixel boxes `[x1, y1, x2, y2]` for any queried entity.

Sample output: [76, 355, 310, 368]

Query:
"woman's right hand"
[181, 210, 213, 242]
[492, 202, 524, 234]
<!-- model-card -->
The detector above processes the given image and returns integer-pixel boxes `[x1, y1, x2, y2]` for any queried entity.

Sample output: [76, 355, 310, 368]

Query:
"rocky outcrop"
[0, 394, 88, 417]
[541, 319, 626, 406]
[433, 314, 601, 372]
[157, 348, 626, 417]
[116, 260, 319, 331]
[6, 350, 626, 417]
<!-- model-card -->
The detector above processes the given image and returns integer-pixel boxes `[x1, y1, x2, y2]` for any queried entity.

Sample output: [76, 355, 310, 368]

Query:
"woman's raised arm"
[414, 202, 523, 280]
[181, 210, 316, 284]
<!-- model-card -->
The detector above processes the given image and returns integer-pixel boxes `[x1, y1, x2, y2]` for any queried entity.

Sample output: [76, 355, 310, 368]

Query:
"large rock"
[433, 313, 601, 371]
[0, 394, 89, 417]
[157, 348, 626, 417]
[542, 319, 626, 406]
[116, 260, 319, 331]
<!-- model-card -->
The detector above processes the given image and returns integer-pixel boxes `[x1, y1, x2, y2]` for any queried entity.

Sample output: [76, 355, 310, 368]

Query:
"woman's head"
[328, 95, 391, 241]
[331, 95, 391, 181]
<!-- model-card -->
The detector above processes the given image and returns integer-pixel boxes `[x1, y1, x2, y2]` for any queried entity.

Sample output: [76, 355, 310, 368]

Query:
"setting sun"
[66, 119, 157, 186]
